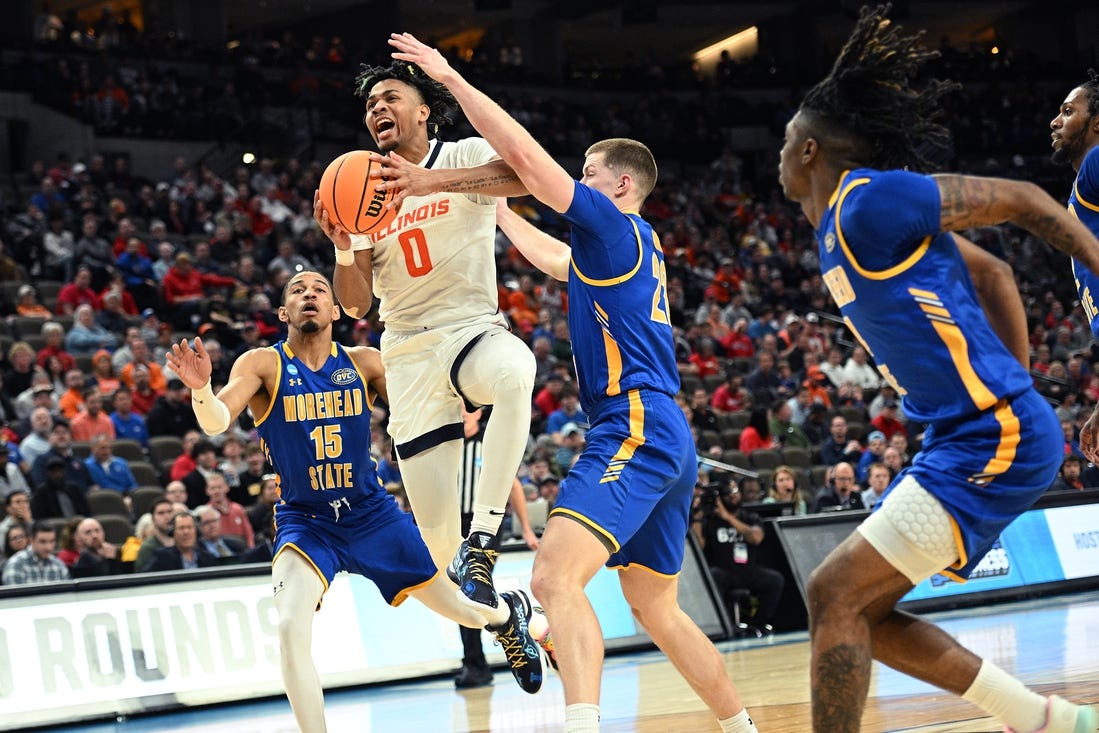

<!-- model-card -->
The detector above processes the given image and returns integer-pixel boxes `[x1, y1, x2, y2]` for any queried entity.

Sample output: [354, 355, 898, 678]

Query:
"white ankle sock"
[719, 708, 758, 733]
[564, 703, 600, 733]
[962, 660, 1047, 732]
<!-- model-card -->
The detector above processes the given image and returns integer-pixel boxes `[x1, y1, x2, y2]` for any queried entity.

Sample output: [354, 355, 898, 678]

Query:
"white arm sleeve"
[192, 381, 232, 436]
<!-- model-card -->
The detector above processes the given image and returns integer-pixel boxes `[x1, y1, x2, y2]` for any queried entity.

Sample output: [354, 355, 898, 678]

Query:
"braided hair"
[353, 61, 459, 137]
[798, 3, 960, 172]
[1081, 68, 1099, 118]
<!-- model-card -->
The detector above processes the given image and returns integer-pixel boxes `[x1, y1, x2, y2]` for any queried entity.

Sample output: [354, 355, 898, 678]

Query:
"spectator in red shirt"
[55, 266, 101, 315]
[160, 251, 236, 330]
[129, 364, 160, 416]
[711, 371, 750, 416]
[688, 338, 722, 379]
[738, 407, 779, 454]
[719, 318, 755, 359]
[533, 374, 564, 422]
[36, 322, 77, 374]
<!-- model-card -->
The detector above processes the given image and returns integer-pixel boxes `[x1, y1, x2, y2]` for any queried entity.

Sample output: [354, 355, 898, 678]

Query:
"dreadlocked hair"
[1082, 68, 1099, 118]
[799, 3, 961, 172]
[353, 61, 459, 137]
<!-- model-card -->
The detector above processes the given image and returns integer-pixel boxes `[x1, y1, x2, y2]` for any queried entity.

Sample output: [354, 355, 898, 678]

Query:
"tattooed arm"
[370, 153, 527, 210]
[934, 174, 1099, 274]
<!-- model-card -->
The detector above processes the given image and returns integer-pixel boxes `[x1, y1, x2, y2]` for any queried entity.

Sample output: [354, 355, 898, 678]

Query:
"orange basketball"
[318, 150, 398, 235]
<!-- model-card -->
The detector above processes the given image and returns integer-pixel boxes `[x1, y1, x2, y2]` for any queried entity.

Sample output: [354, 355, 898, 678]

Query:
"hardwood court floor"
[66, 590, 1099, 733]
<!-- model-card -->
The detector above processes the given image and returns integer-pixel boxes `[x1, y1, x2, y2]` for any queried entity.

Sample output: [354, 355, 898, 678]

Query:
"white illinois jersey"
[350, 138, 500, 331]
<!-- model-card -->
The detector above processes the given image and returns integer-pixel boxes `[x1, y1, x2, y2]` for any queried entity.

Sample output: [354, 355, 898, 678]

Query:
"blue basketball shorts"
[274, 497, 438, 605]
[551, 389, 697, 576]
[887, 388, 1061, 580]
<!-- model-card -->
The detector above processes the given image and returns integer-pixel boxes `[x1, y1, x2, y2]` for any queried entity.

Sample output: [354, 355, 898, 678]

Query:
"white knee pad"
[857, 475, 961, 584]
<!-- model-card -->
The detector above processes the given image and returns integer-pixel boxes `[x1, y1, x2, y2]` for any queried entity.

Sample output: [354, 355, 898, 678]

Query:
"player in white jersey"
[313, 60, 535, 623]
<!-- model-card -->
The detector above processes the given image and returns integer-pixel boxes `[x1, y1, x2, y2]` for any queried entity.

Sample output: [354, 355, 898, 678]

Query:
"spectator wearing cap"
[869, 398, 907, 442]
[70, 388, 116, 442]
[554, 423, 585, 473]
[1047, 454, 1085, 493]
[856, 430, 889, 484]
[11, 376, 53, 432]
[145, 378, 198, 439]
[802, 365, 833, 408]
[30, 454, 91, 520]
[537, 475, 560, 508]
[65, 304, 119, 355]
[31, 420, 94, 492]
[138, 308, 162, 344]
[87, 349, 121, 399]
[801, 402, 831, 446]
[15, 284, 51, 318]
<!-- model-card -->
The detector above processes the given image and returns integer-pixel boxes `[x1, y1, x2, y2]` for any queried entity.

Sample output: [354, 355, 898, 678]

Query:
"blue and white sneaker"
[488, 589, 544, 694]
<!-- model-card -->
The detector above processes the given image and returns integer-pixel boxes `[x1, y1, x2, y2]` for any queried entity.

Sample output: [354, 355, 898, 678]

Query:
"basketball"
[318, 150, 398, 235]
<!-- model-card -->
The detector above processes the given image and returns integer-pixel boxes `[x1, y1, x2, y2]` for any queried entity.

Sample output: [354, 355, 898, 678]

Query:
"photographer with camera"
[699, 475, 786, 634]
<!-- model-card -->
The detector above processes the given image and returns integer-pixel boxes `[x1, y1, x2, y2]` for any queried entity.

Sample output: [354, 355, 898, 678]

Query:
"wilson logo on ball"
[319, 150, 398, 235]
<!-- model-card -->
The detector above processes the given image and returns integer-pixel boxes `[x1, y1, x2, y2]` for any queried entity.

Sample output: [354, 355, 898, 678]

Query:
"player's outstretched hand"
[313, 189, 352, 252]
[388, 32, 455, 85]
[368, 151, 427, 209]
[166, 337, 213, 390]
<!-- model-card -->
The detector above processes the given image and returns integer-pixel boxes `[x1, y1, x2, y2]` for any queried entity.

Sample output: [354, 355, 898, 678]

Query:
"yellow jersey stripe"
[599, 390, 645, 481]
[1075, 181, 1099, 213]
[979, 399, 1021, 479]
[919, 304, 952, 319]
[944, 515, 969, 579]
[908, 287, 939, 300]
[253, 347, 282, 427]
[835, 177, 932, 281]
[927, 319, 998, 411]
[571, 219, 645, 286]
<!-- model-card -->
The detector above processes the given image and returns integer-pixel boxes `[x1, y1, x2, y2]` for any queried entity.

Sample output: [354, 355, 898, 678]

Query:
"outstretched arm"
[953, 233, 1029, 368]
[935, 174, 1099, 274]
[371, 153, 527, 209]
[387, 33, 576, 214]
[166, 339, 268, 435]
[314, 190, 374, 319]
[495, 199, 570, 282]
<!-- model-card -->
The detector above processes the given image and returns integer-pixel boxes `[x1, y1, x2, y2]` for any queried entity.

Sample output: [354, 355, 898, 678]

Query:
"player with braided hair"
[780, 5, 1099, 732]
[1050, 70, 1099, 338]
[312, 57, 545, 678]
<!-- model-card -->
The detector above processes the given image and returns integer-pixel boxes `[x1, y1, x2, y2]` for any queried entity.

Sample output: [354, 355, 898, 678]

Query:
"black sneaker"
[453, 663, 493, 689]
[489, 590, 544, 694]
[448, 531, 500, 609]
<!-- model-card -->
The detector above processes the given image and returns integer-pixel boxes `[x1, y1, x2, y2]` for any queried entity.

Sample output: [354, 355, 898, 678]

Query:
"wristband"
[335, 248, 355, 266]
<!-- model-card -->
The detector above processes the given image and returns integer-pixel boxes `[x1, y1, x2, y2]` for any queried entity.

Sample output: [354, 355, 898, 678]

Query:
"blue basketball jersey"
[1068, 145, 1099, 338]
[254, 342, 389, 516]
[564, 180, 680, 412]
[818, 169, 1035, 424]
